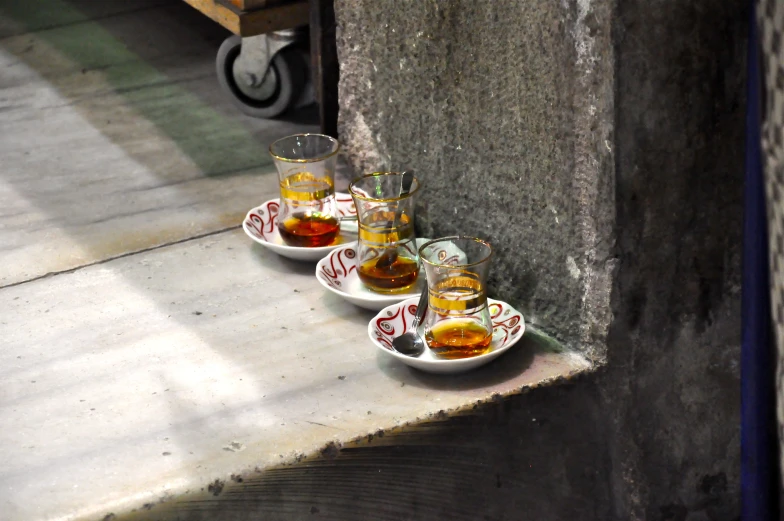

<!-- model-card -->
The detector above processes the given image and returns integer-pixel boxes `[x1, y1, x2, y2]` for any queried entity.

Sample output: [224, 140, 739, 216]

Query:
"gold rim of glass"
[348, 172, 422, 202]
[419, 236, 493, 268]
[268, 133, 340, 163]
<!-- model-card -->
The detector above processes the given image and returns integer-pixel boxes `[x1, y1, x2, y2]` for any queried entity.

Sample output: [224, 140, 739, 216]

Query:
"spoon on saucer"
[391, 288, 428, 357]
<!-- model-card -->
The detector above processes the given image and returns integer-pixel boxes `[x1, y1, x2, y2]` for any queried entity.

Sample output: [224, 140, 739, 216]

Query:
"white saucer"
[315, 242, 425, 311]
[368, 297, 525, 374]
[242, 193, 357, 262]
[315, 238, 465, 310]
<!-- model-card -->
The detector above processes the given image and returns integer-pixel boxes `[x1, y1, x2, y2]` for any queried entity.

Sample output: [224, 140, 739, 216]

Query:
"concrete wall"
[333, 0, 746, 519]
[336, 0, 615, 363]
[605, 0, 746, 517]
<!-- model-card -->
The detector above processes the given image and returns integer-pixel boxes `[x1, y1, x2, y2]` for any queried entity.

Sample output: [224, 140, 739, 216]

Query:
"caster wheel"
[216, 35, 306, 119]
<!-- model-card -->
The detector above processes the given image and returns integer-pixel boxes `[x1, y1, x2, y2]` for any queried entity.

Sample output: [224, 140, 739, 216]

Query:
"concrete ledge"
[0, 229, 591, 521]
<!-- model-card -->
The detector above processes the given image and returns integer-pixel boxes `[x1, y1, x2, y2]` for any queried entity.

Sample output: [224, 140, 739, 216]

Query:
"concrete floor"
[0, 2, 590, 519]
[0, 0, 320, 287]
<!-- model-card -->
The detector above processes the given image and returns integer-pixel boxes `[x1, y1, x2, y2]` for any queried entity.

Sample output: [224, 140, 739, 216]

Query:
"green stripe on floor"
[0, 0, 273, 176]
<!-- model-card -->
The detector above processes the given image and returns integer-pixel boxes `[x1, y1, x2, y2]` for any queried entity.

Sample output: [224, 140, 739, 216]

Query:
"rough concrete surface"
[606, 0, 746, 518]
[120, 378, 613, 521]
[335, 0, 615, 362]
[0, 227, 589, 521]
[332, 0, 746, 519]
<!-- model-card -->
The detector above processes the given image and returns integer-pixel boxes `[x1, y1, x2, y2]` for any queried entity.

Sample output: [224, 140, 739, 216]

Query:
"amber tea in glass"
[269, 134, 340, 247]
[349, 172, 421, 293]
[419, 236, 494, 360]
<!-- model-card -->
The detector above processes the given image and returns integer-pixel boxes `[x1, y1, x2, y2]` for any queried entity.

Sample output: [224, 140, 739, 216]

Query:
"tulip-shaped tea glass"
[419, 236, 493, 360]
[269, 134, 340, 247]
[348, 172, 421, 293]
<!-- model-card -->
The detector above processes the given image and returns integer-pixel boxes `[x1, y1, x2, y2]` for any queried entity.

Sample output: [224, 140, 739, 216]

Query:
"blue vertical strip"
[741, 3, 777, 520]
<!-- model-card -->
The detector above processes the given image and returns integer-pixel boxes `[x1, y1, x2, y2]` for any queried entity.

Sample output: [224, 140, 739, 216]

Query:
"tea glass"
[348, 172, 421, 293]
[418, 236, 494, 360]
[269, 134, 340, 247]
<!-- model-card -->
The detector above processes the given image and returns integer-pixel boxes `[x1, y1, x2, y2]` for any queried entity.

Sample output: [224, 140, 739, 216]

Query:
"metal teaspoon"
[391, 288, 428, 357]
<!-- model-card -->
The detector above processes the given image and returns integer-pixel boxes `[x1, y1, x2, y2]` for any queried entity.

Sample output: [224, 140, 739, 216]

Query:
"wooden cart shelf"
[182, 0, 309, 37]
